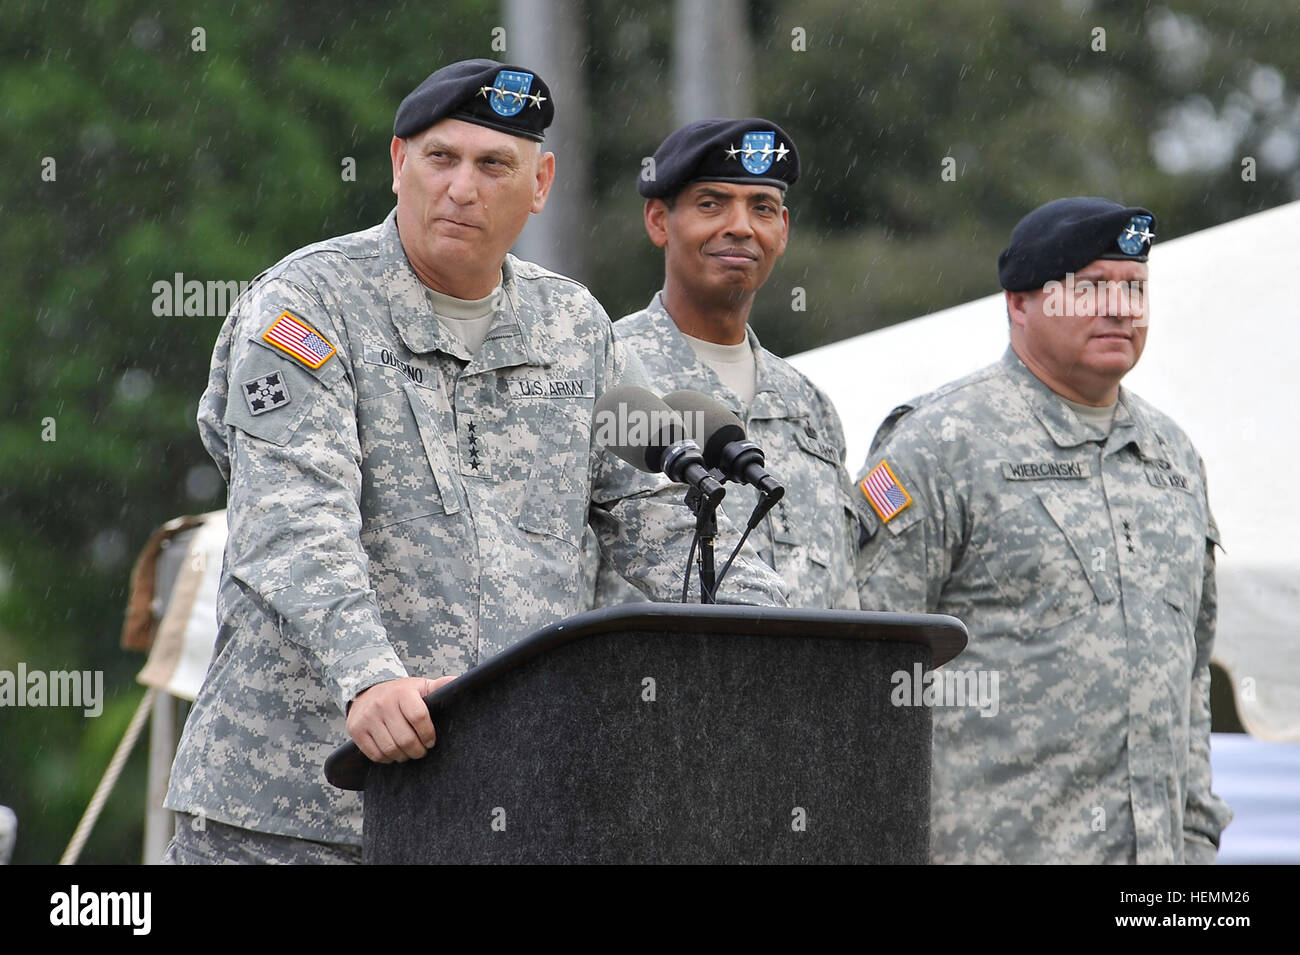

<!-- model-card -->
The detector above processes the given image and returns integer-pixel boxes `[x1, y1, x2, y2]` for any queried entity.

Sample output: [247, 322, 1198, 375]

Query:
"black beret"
[394, 59, 554, 143]
[998, 197, 1156, 291]
[639, 118, 800, 199]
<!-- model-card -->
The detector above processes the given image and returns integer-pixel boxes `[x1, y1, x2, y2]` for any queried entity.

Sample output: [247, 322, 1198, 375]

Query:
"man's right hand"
[346, 675, 456, 763]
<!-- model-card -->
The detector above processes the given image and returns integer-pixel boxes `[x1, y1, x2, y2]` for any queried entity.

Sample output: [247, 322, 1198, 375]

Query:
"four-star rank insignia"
[737, 131, 788, 175]
[482, 69, 542, 117]
[242, 371, 291, 416]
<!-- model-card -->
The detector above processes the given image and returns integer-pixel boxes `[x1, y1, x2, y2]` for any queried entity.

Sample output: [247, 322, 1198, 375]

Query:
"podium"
[325, 605, 966, 864]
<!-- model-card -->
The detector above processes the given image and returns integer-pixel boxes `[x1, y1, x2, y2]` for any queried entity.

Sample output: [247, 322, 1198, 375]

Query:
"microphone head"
[662, 390, 746, 469]
[593, 385, 688, 473]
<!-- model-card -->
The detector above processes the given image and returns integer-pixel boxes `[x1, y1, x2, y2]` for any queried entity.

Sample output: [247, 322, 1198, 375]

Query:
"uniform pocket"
[770, 498, 833, 568]
[767, 436, 858, 605]
[516, 473, 587, 547]
[356, 383, 460, 530]
[974, 486, 1110, 632]
[515, 402, 588, 547]
[1161, 583, 1198, 678]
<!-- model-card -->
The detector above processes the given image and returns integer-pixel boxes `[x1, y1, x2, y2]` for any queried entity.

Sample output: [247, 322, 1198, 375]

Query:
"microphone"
[661, 390, 785, 503]
[593, 386, 725, 507]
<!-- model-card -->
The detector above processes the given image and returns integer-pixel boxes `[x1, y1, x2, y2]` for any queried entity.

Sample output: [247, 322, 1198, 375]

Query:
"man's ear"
[531, 150, 556, 214]
[1005, 289, 1031, 330]
[644, 199, 670, 249]
[775, 205, 790, 257]
[390, 136, 406, 196]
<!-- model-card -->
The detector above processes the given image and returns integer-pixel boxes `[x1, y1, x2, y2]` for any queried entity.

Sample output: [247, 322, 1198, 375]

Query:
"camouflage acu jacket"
[166, 211, 788, 845]
[855, 346, 1232, 863]
[588, 293, 863, 610]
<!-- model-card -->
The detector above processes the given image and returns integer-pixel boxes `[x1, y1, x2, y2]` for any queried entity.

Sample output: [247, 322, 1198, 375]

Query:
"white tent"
[790, 200, 1300, 742]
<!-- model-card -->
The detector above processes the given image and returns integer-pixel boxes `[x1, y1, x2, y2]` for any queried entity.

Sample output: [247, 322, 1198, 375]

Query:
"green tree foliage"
[1, 0, 1295, 862]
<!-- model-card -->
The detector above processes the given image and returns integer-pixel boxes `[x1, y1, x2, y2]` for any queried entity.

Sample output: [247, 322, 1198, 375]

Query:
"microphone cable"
[710, 498, 767, 596]
[680, 529, 699, 603]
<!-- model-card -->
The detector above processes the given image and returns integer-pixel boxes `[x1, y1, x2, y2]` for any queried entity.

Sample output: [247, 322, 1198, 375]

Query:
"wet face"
[1008, 257, 1150, 404]
[391, 118, 554, 298]
[645, 181, 789, 309]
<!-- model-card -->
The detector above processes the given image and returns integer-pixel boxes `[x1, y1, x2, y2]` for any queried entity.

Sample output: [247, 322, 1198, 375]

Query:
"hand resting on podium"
[346, 675, 457, 763]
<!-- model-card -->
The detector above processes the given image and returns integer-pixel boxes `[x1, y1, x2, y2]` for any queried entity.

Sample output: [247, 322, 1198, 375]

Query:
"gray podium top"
[325, 604, 967, 792]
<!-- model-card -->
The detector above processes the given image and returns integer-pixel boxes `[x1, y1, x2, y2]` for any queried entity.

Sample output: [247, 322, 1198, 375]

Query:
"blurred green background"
[1, 0, 1296, 863]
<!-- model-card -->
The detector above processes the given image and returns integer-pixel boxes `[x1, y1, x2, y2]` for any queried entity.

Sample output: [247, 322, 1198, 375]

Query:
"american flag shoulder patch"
[262, 311, 336, 370]
[859, 459, 912, 523]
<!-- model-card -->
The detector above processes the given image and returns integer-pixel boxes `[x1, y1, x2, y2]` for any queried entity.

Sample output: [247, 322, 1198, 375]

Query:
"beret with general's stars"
[639, 118, 801, 199]
[394, 58, 554, 143]
[998, 196, 1157, 291]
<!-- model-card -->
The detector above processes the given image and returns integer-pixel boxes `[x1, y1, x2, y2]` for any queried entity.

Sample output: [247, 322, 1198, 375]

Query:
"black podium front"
[325, 605, 966, 864]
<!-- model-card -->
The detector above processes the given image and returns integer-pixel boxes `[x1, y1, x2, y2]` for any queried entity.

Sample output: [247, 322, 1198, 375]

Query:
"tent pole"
[143, 689, 177, 864]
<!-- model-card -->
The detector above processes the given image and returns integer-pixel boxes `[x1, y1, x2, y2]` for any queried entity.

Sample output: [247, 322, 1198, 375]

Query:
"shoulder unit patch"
[241, 371, 291, 416]
[263, 311, 336, 369]
[859, 459, 912, 523]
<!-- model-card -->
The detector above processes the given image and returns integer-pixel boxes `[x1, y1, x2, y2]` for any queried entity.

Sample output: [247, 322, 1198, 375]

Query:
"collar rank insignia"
[242, 371, 291, 416]
[263, 311, 336, 369]
[481, 70, 543, 117]
[859, 459, 912, 523]
[1117, 215, 1155, 255]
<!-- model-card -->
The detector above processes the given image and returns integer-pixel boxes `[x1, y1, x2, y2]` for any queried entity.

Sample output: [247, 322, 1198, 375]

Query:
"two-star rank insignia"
[263, 311, 336, 369]
[859, 459, 912, 523]
[242, 371, 291, 416]
[1117, 214, 1155, 256]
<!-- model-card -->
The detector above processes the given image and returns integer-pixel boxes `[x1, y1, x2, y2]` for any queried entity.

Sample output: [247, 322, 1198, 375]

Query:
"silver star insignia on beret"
[1122, 224, 1156, 243]
[476, 86, 545, 110]
[725, 142, 790, 162]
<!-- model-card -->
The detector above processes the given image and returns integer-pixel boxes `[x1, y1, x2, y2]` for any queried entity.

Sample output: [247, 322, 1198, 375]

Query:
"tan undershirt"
[680, 332, 757, 407]
[1062, 395, 1117, 435]
[427, 282, 500, 356]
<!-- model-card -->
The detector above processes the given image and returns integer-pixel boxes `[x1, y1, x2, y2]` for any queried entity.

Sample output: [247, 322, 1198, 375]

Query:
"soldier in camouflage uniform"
[589, 119, 862, 611]
[855, 197, 1232, 863]
[162, 60, 787, 864]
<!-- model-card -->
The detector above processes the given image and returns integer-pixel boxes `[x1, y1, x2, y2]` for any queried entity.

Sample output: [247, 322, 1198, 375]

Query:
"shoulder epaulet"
[506, 254, 590, 292]
[870, 402, 919, 454]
